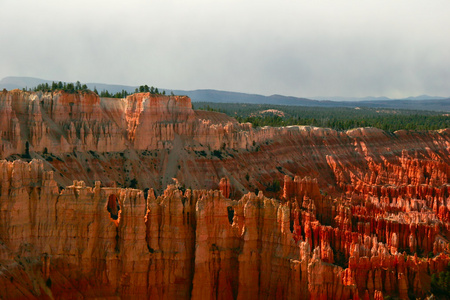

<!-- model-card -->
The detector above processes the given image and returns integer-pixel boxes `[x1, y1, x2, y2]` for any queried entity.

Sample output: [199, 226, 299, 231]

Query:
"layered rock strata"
[2, 90, 449, 196]
[1, 90, 450, 299]
[0, 160, 449, 299]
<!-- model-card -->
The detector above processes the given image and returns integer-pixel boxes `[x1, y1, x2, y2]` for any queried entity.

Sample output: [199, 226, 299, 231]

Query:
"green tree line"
[195, 102, 450, 132]
[29, 81, 89, 94]
[26, 81, 167, 98]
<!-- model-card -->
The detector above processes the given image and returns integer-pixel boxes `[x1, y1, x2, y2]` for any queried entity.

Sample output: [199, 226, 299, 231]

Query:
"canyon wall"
[0, 160, 449, 299]
[2, 90, 449, 195]
[0, 89, 260, 157]
[1, 90, 450, 299]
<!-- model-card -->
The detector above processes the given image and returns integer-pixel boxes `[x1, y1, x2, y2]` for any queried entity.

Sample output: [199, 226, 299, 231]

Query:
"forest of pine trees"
[195, 102, 450, 132]
[26, 81, 166, 98]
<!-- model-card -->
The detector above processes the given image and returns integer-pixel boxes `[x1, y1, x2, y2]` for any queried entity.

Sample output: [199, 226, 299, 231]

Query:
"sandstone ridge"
[0, 89, 276, 156]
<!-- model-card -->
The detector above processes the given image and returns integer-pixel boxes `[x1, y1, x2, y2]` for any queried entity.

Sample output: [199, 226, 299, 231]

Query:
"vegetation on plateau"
[195, 102, 450, 132]
[25, 81, 166, 98]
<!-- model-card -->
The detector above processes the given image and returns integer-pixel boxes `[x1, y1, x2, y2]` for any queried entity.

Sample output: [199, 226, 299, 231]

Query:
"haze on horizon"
[1, 0, 449, 99]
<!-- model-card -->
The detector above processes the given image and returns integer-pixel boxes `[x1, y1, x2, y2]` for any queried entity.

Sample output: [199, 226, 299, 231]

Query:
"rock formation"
[0, 90, 449, 299]
[2, 90, 449, 194]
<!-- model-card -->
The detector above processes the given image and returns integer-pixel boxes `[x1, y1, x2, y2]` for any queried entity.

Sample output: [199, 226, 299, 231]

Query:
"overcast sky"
[1, 0, 449, 98]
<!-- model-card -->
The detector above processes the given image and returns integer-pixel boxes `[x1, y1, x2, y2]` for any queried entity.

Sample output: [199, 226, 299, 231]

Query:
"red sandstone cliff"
[1, 90, 450, 299]
[1, 90, 450, 195]
[0, 161, 449, 299]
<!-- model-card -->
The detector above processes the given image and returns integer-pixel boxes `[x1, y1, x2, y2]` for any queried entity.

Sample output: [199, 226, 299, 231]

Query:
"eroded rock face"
[0, 161, 449, 299]
[0, 89, 256, 156]
[1, 90, 450, 299]
[2, 90, 450, 195]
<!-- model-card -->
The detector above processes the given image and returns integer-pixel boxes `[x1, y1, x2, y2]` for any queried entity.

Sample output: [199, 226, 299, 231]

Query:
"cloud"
[1, 0, 449, 98]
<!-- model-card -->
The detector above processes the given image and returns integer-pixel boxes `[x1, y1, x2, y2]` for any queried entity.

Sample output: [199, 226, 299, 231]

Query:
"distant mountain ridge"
[1, 76, 449, 112]
[312, 95, 447, 101]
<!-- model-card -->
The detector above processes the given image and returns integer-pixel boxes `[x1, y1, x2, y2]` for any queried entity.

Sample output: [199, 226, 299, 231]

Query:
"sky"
[1, 0, 449, 98]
